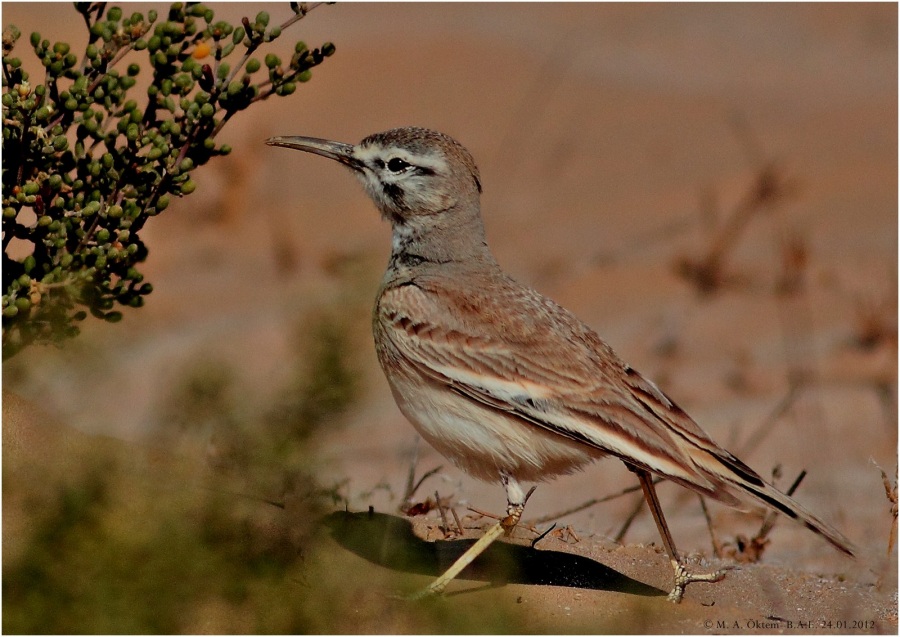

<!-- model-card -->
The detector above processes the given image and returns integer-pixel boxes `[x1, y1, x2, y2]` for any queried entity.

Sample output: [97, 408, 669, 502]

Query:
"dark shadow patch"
[322, 509, 664, 597]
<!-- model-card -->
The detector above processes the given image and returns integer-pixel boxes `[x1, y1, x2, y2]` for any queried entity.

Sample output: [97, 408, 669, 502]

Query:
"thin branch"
[613, 494, 648, 544]
[736, 379, 804, 458]
[872, 458, 898, 555]
[699, 496, 725, 558]
[450, 506, 463, 536]
[283, 2, 326, 30]
[531, 477, 660, 525]
[466, 505, 501, 521]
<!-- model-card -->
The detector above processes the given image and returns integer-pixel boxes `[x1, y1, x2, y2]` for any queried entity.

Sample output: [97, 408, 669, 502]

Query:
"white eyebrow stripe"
[406, 153, 447, 173]
[353, 146, 448, 173]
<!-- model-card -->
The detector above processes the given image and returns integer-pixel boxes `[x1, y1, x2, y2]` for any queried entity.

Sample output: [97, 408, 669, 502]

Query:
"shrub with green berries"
[2, 2, 335, 359]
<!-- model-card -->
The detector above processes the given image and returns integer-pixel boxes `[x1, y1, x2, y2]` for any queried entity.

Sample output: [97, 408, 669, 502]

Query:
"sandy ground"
[3, 2, 897, 633]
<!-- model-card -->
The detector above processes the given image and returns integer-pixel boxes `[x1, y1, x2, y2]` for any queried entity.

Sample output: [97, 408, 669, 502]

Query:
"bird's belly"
[385, 374, 600, 484]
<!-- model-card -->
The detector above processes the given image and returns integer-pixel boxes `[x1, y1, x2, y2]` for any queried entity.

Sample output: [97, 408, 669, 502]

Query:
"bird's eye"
[387, 157, 411, 173]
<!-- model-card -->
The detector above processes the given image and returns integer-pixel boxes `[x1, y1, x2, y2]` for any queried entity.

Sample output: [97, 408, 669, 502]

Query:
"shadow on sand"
[322, 509, 664, 598]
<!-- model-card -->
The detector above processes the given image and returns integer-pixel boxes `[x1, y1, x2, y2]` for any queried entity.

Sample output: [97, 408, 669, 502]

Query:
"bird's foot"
[667, 559, 730, 604]
[500, 502, 524, 536]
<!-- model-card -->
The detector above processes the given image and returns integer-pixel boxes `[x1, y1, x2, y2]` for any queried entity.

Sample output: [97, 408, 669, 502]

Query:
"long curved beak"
[266, 135, 363, 172]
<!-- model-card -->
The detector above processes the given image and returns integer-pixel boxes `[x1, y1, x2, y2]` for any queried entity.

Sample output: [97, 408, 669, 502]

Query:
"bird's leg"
[631, 467, 728, 603]
[409, 473, 529, 599]
[499, 471, 529, 534]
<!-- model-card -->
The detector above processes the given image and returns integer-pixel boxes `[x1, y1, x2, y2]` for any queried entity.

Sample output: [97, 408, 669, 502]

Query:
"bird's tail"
[689, 446, 856, 557]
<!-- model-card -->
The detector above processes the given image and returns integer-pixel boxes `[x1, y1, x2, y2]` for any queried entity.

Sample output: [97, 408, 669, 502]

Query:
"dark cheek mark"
[382, 182, 404, 206]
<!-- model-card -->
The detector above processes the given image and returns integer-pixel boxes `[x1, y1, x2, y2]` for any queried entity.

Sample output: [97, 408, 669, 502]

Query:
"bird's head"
[267, 127, 482, 226]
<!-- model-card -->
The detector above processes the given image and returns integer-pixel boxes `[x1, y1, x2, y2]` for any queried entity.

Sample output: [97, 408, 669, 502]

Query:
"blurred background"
[3, 3, 897, 632]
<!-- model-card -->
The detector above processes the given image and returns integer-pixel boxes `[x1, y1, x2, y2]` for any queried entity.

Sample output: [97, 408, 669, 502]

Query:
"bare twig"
[466, 505, 501, 521]
[613, 494, 648, 544]
[450, 506, 464, 536]
[736, 380, 805, 458]
[718, 469, 806, 563]
[851, 287, 898, 351]
[531, 478, 659, 525]
[434, 490, 451, 537]
[398, 436, 443, 512]
[676, 113, 802, 296]
[872, 459, 898, 555]
[699, 495, 725, 558]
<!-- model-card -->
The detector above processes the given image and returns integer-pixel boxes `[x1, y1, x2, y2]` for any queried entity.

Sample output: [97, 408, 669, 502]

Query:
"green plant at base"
[1, 2, 335, 359]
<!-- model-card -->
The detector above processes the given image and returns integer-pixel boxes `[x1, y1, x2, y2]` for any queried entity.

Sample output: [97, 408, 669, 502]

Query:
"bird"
[266, 126, 855, 603]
